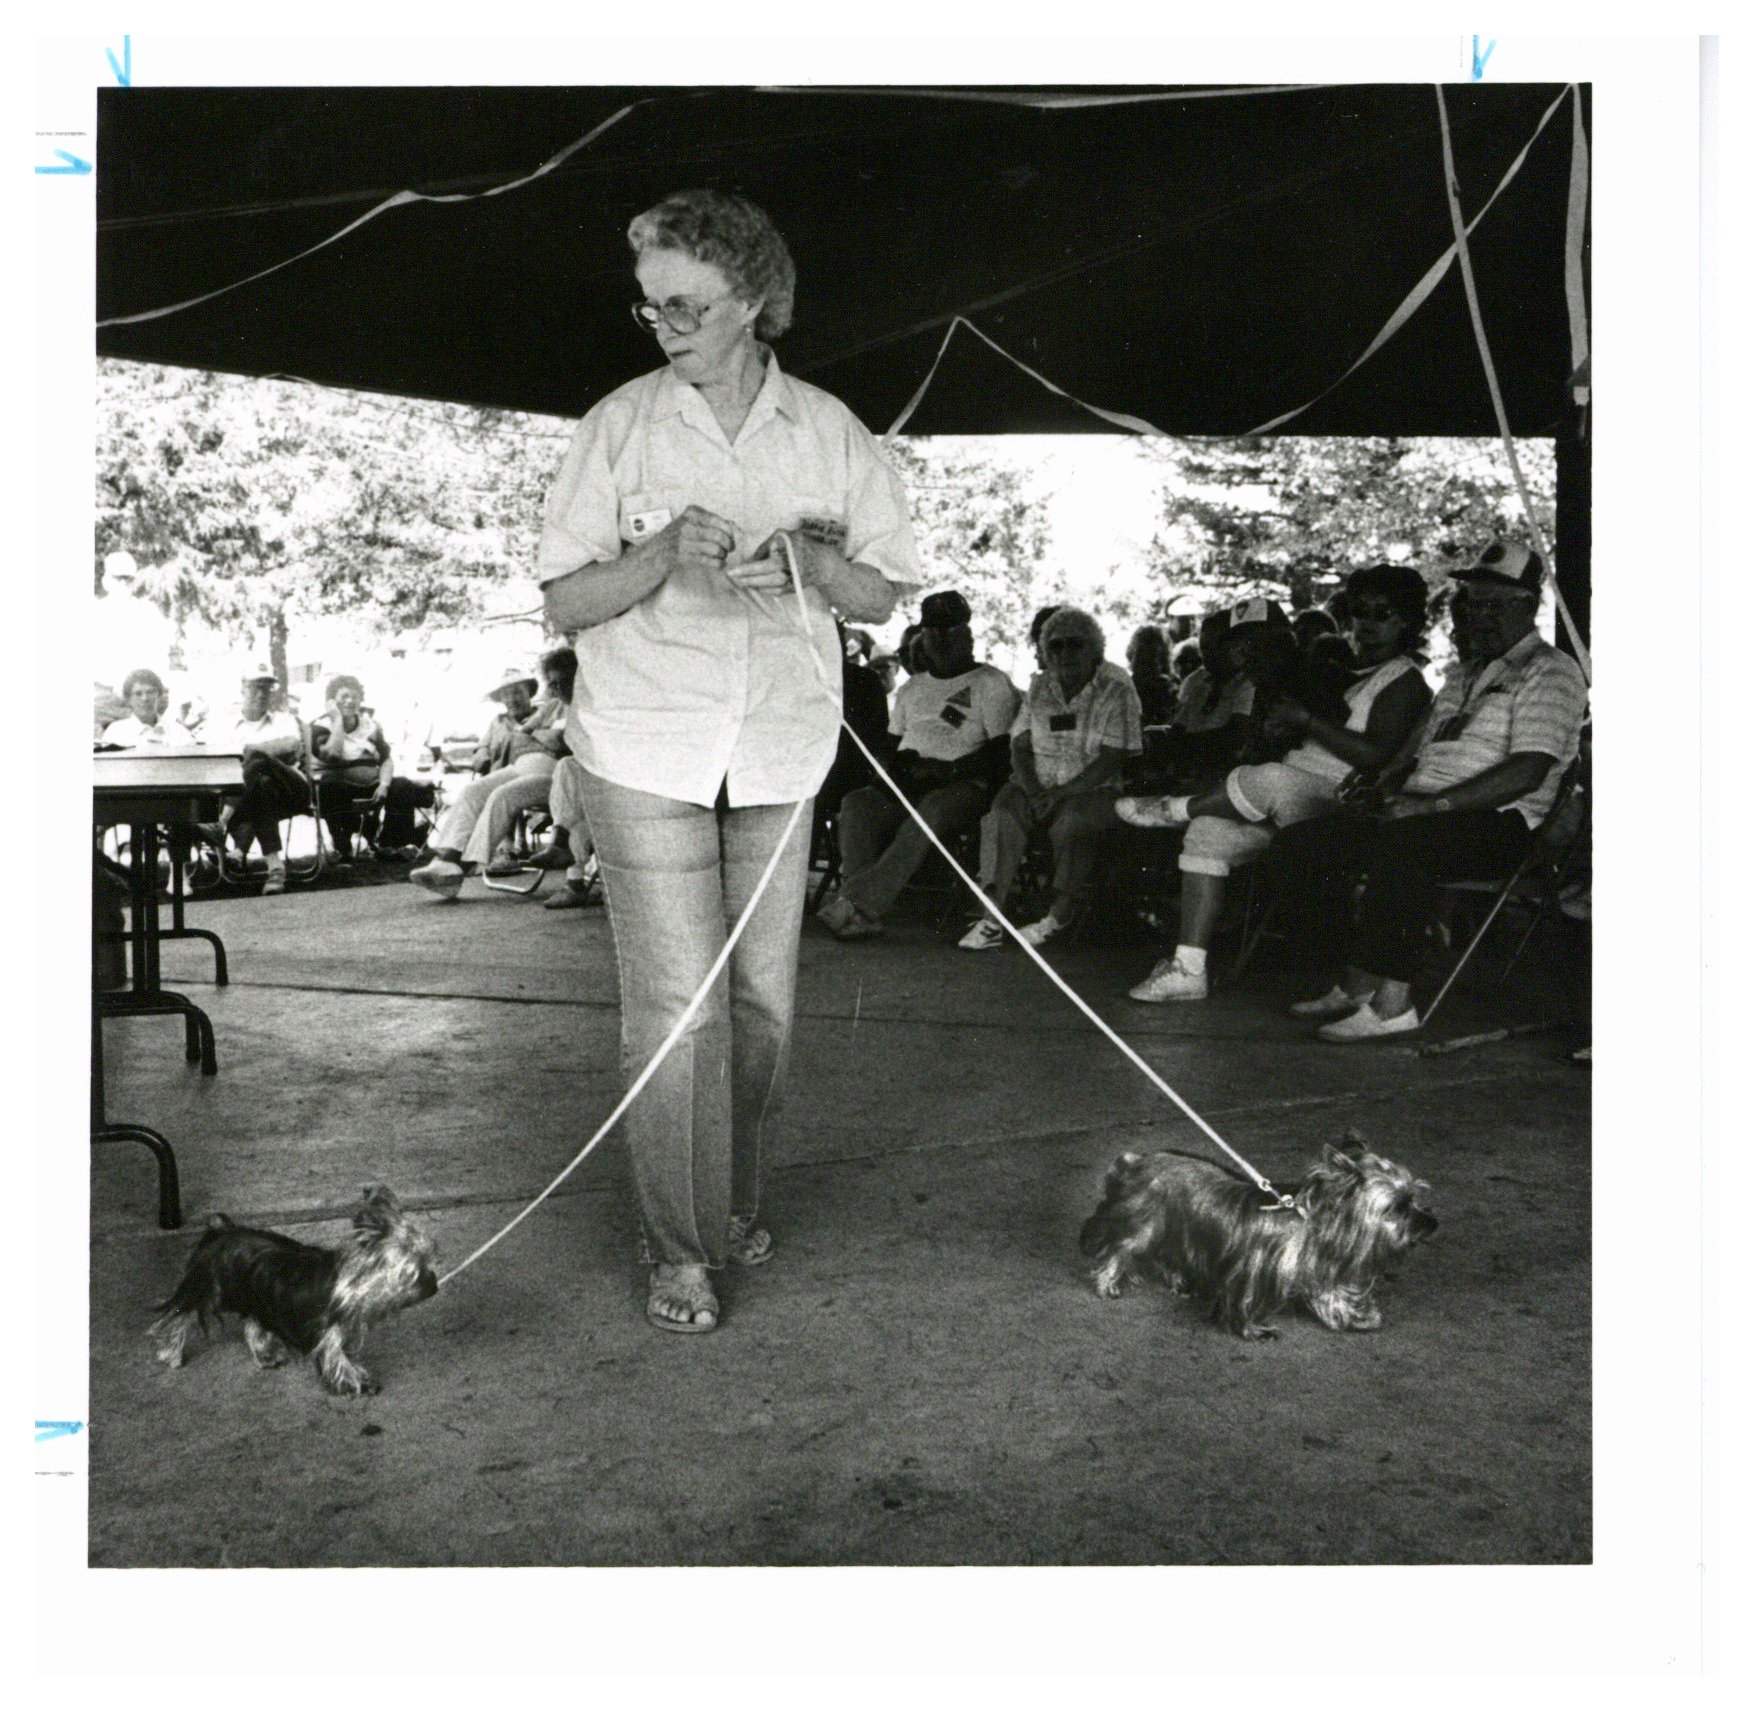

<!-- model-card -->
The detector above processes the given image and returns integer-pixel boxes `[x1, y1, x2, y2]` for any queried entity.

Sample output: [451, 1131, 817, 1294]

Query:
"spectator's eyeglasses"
[631, 295, 736, 335]
[1045, 638, 1092, 653]
[1347, 602, 1400, 624]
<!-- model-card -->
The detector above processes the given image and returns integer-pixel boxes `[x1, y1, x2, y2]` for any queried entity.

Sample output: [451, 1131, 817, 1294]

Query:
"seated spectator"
[895, 622, 928, 678]
[816, 589, 1019, 940]
[1116, 566, 1433, 1003]
[1126, 624, 1178, 726]
[960, 605, 1143, 950]
[309, 675, 434, 863]
[1161, 609, 1256, 786]
[197, 664, 308, 895]
[1272, 541, 1588, 1041]
[408, 658, 572, 900]
[818, 624, 896, 826]
[868, 652, 902, 696]
[540, 755, 605, 912]
[1292, 606, 1340, 652]
[1170, 639, 1202, 688]
[97, 669, 194, 747]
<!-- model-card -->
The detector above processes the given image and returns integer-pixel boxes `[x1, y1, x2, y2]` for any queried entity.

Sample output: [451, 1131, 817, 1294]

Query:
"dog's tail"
[1078, 1151, 1147, 1257]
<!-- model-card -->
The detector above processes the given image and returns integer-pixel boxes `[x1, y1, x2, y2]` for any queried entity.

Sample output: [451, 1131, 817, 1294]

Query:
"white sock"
[1168, 795, 1192, 824]
[1175, 945, 1207, 974]
[266, 854, 286, 875]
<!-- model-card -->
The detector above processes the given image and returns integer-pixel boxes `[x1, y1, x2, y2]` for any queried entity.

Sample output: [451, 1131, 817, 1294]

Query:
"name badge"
[627, 508, 673, 540]
[798, 514, 848, 549]
[1048, 713, 1077, 733]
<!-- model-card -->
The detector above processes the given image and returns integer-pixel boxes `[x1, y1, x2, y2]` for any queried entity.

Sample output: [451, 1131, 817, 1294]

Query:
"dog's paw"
[1091, 1263, 1129, 1299]
[153, 1345, 186, 1369]
[1238, 1322, 1278, 1341]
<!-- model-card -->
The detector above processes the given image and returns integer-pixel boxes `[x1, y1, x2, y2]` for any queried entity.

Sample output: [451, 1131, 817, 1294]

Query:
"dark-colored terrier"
[1079, 1133, 1436, 1339]
[152, 1185, 439, 1396]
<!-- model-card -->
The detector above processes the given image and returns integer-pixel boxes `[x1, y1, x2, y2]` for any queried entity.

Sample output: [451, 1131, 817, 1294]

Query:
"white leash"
[765, 536, 1295, 1212]
[440, 533, 1293, 1286]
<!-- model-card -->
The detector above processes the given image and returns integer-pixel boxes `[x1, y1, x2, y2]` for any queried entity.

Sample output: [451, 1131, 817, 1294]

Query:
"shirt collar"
[650, 344, 799, 438]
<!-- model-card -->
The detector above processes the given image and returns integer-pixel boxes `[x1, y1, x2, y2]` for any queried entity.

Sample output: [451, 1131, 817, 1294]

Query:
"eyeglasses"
[1347, 602, 1401, 624]
[630, 295, 736, 335]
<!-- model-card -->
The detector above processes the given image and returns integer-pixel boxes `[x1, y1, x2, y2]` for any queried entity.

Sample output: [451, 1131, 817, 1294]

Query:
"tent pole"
[1552, 409, 1591, 659]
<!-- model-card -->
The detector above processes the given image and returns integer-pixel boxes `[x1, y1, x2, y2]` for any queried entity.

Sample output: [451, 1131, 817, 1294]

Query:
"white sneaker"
[261, 868, 287, 896]
[1289, 985, 1365, 1019]
[958, 918, 1006, 952]
[1129, 957, 1208, 1002]
[1016, 915, 1065, 948]
[1317, 1003, 1421, 1043]
[410, 857, 464, 899]
[1115, 795, 1190, 829]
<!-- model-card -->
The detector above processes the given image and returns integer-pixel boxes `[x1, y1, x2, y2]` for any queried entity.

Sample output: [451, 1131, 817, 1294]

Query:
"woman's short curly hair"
[627, 189, 796, 340]
[324, 674, 364, 703]
[121, 668, 165, 701]
[1344, 562, 1430, 649]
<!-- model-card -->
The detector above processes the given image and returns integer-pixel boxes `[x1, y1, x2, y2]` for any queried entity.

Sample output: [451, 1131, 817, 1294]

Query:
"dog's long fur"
[1079, 1133, 1436, 1339]
[151, 1185, 438, 1395]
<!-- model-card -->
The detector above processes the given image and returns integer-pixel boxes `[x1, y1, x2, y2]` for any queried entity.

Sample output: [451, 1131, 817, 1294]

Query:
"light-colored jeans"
[431, 752, 556, 859]
[548, 757, 598, 881]
[576, 767, 812, 1268]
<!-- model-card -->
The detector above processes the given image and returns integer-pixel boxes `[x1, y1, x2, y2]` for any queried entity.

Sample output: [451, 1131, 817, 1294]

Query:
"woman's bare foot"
[646, 1263, 719, 1334]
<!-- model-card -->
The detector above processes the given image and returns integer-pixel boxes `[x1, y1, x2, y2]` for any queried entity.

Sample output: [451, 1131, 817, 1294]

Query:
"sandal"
[646, 1266, 719, 1334]
[728, 1214, 774, 1267]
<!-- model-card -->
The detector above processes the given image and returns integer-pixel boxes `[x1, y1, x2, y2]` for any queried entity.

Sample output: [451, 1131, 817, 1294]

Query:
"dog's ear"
[1321, 1141, 1363, 1173]
[1335, 1129, 1367, 1158]
[353, 1184, 402, 1234]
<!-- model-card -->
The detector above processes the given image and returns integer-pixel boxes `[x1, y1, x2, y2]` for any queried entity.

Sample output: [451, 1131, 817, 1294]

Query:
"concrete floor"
[89, 875, 1590, 1566]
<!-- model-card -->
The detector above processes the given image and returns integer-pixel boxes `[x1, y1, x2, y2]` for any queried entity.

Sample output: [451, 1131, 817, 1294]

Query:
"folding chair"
[1422, 758, 1588, 1025]
[479, 807, 562, 896]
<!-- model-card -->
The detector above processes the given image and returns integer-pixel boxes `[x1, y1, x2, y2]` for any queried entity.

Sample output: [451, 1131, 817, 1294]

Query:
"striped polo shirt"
[1406, 630, 1588, 825]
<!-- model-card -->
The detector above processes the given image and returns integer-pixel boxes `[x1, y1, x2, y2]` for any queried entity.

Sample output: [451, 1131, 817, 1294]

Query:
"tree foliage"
[96, 360, 563, 671]
[1133, 434, 1556, 610]
[884, 439, 1058, 646]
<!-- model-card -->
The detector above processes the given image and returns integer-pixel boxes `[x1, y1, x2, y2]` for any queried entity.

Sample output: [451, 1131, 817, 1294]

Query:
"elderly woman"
[537, 189, 920, 1334]
[1116, 564, 1433, 1003]
[959, 605, 1142, 951]
[309, 675, 431, 862]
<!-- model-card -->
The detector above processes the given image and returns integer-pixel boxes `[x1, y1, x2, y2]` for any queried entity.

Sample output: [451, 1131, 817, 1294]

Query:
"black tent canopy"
[95, 83, 1589, 624]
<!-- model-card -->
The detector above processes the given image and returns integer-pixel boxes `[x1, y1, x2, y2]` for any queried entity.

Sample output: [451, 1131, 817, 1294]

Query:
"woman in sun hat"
[408, 661, 568, 896]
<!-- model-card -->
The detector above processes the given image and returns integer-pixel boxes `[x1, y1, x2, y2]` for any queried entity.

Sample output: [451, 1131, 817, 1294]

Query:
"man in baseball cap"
[193, 661, 306, 892]
[819, 587, 1019, 939]
[1451, 538, 1544, 595]
[1268, 537, 1585, 1042]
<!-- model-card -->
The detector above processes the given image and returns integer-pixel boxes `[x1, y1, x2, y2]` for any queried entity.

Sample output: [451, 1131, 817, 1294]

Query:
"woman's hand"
[726, 529, 823, 596]
[656, 506, 738, 577]
[370, 779, 390, 805]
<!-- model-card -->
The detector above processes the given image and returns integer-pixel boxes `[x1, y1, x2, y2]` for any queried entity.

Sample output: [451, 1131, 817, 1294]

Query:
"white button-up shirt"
[537, 353, 921, 808]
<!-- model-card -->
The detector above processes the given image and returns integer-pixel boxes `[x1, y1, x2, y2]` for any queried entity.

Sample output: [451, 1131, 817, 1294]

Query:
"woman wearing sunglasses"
[1115, 563, 1433, 1003]
[537, 189, 921, 1335]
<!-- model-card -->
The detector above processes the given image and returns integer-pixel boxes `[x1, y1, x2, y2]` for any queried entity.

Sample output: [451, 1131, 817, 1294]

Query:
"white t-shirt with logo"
[890, 664, 1021, 763]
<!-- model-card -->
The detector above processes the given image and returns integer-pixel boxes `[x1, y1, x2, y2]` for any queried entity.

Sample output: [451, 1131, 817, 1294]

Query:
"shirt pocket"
[618, 490, 682, 547]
